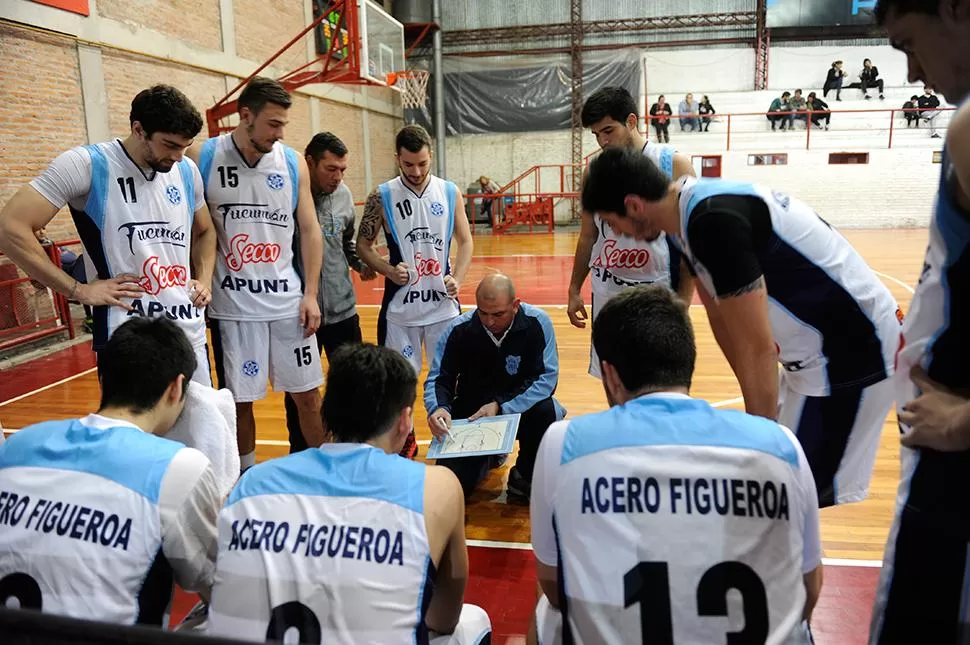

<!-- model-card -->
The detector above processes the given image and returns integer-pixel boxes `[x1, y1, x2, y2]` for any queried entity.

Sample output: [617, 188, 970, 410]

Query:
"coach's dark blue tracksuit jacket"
[424, 303, 563, 494]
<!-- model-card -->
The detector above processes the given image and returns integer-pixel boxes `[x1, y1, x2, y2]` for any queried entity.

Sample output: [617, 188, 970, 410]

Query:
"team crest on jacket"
[430, 202, 445, 218]
[505, 355, 521, 375]
[166, 185, 182, 205]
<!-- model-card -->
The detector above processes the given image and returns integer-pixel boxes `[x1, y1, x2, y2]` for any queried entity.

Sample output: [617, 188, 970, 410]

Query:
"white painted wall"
[767, 44, 916, 93]
[644, 47, 756, 94]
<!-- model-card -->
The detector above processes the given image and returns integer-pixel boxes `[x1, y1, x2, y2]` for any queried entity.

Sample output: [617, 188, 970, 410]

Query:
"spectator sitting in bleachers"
[903, 95, 920, 127]
[824, 61, 847, 101]
[678, 92, 699, 132]
[790, 89, 808, 126]
[649, 95, 672, 142]
[767, 91, 794, 131]
[844, 58, 886, 100]
[806, 92, 831, 130]
[918, 86, 942, 138]
[698, 95, 715, 132]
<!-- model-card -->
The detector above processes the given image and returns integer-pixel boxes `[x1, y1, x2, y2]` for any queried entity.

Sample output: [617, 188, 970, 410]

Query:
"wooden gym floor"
[0, 228, 926, 644]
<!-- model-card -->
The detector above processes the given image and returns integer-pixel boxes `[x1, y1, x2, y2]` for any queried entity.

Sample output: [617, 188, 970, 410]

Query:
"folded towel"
[166, 380, 239, 498]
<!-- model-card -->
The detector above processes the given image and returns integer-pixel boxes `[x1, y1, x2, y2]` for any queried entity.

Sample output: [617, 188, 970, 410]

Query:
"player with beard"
[357, 125, 474, 459]
[568, 86, 695, 379]
[189, 77, 325, 471]
[0, 85, 217, 385]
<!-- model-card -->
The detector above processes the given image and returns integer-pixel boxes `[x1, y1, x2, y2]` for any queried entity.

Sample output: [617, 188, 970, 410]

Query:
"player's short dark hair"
[129, 85, 203, 139]
[582, 146, 669, 217]
[593, 284, 695, 392]
[581, 86, 639, 128]
[238, 76, 292, 115]
[875, 0, 939, 24]
[396, 124, 432, 154]
[305, 132, 348, 161]
[98, 317, 196, 413]
[322, 343, 417, 443]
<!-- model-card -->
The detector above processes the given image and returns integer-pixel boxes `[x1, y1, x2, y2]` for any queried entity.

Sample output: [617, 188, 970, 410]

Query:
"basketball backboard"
[361, 0, 405, 86]
[314, 0, 404, 87]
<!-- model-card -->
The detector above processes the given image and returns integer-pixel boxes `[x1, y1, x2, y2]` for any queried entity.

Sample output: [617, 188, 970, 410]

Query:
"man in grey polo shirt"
[285, 132, 376, 451]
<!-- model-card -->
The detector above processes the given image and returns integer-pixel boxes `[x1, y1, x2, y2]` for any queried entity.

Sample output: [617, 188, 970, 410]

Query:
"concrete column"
[361, 98, 374, 190]
[77, 44, 110, 143]
[309, 97, 321, 133]
[219, 0, 236, 57]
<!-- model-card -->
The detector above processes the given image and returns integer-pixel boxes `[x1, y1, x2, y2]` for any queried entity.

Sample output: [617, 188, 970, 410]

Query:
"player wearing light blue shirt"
[208, 343, 491, 644]
[0, 317, 221, 627]
[530, 285, 822, 645]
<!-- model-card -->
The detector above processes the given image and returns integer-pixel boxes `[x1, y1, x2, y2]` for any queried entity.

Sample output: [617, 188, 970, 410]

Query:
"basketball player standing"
[870, 1, 970, 642]
[188, 77, 325, 471]
[582, 148, 901, 510]
[0, 85, 216, 386]
[567, 87, 695, 378]
[357, 124, 474, 459]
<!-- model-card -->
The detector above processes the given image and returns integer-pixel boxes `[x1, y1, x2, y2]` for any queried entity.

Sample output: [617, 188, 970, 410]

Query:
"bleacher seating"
[651, 86, 952, 153]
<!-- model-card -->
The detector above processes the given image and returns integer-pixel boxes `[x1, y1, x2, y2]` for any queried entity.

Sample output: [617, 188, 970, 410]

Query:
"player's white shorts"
[385, 317, 457, 377]
[534, 594, 814, 644]
[588, 292, 609, 379]
[777, 371, 894, 507]
[430, 604, 492, 645]
[212, 318, 323, 403]
[191, 344, 213, 387]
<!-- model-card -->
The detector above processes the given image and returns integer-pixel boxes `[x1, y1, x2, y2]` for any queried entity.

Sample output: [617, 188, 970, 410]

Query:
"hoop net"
[388, 70, 430, 109]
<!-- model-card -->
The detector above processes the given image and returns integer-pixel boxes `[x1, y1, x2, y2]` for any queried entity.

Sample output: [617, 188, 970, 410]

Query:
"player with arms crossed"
[582, 147, 901, 509]
[870, 1, 970, 641]
[357, 125, 474, 459]
[568, 86, 695, 378]
[189, 77, 325, 470]
[530, 285, 822, 644]
[0, 85, 216, 385]
[207, 343, 491, 644]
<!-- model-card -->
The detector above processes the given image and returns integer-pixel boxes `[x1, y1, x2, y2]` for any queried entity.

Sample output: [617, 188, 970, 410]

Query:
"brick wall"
[97, 0, 222, 52]
[315, 99, 366, 201]
[234, 0, 307, 75]
[0, 24, 87, 241]
[369, 112, 403, 187]
[284, 94, 313, 163]
[102, 50, 228, 139]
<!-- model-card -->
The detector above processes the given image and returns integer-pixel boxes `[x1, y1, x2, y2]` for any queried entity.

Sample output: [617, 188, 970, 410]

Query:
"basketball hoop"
[387, 70, 430, 109]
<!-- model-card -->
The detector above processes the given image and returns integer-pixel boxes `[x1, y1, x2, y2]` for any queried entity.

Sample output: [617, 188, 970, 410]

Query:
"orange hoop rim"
[385, 69, 429, 86]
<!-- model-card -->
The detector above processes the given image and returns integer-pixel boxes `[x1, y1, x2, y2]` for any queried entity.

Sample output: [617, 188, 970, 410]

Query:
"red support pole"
[806, 112, 811, 150]
[726, 114, 732, 151]
[888, 109, 895, 149]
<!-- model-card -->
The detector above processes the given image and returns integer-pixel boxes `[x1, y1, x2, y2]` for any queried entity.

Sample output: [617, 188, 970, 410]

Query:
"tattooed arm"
[356, 188, 408, 285]
[687, 199, 778, 420]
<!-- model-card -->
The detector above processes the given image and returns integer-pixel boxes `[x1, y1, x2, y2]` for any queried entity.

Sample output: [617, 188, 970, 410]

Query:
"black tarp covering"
[408, 51, 641, 135]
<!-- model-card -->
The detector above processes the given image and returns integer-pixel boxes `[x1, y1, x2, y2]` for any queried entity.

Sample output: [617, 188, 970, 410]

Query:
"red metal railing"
[638, 105, 955, 151]
[0, 241, 77, 352]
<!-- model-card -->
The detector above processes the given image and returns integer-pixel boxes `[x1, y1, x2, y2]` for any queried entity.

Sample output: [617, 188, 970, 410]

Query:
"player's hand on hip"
[389, 262, 410, 286]
[469, 401, 500, 421]
[567, 291, 588, 328]
[429, 408, 452, 440]
[359, 264, 378, 281]
[187, 279, 211, 308]
[444, 275, 459, 298]
[900, 366, 970, 451]
[76, 274, 144, 310]
[300, 296, 321, 337]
